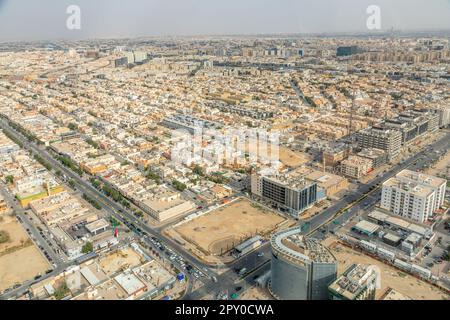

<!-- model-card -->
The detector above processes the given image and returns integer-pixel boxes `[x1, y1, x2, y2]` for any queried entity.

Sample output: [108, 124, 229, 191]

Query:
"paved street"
[1, 116, 449, 300]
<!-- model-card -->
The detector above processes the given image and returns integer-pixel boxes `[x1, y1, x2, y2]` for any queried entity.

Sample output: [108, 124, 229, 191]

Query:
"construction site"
[165, 198, 289, 263]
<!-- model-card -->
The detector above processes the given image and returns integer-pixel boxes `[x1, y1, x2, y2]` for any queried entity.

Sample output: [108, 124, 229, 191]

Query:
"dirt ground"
[98, 247, 145, 276]
[324, 239, 449, 300]
[239, 286, 274, 300]
[174, 199, 285, 256]
[0, 216, 51, 292]
[425, 149, 450, 178]
[238, 138, 310, 168]
[0, 215, 29, 254]
[278, 147, 311, 168]
[0, 245, 50, 292]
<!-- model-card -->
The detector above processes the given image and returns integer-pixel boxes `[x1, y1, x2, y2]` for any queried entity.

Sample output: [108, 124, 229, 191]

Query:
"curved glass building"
[270, 227, 337, 300]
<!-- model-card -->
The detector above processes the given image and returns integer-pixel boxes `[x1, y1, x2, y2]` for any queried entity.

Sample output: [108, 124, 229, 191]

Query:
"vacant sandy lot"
[238, 138, 310, 168]
[98, 247, 144, 276]
[325, 239, 449, 300]
[0, 245, 50, 292]
[278, 147, 311, 168]
[239, 286, 274, 300]
[426, 150, 450, 178]
[0, 216, 29, 253]
[0, 216, 50, 292]
[174, 199, 285, 255]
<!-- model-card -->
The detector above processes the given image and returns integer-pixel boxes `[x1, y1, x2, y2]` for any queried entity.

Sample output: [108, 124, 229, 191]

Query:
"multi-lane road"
[186, 129, 450, 300]
[0, 182, 71, 299]
[1, 116, 449, 300]
[0, 117, 218, 298]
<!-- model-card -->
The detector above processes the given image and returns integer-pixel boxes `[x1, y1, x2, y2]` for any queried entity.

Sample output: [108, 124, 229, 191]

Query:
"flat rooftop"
[353, 220, 380, 235]
[383, 177, 434, 198]
[329, 264, 377, 300]
[396, 169, 446, 189]
[263, 170, 316, 191]
[114, 272, 146, 296]
[271, 227, 336, 264]
[305, 170, 347, 188]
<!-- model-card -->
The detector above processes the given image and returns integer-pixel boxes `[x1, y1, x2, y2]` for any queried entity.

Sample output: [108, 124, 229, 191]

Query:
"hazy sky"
[0, 0, 449, 41]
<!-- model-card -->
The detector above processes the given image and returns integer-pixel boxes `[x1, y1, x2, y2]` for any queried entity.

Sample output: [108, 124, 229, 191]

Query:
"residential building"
[340, 155, 373, 179]
[328, 264, 378, 300]
[356, 126, 402, 160]
[251, 170, 318, 217]
[381, 177, 435, 223]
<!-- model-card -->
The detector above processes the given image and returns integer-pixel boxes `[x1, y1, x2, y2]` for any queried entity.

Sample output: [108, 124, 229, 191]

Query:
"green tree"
[5, 175, 14, 184]
[193, 165, 204, 176]
[54, 282, 70, 300]
[172, 180, 187, 192]
[81, 242, 93, 254]
[86, 138, 99, 149]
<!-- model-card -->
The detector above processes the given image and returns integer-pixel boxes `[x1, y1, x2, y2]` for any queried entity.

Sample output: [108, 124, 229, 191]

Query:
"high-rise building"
[383, 110, 439, 144]
[270, 228, 337, 300]
[133, 51, 148, 63]
[251, 171, 319, 217]
[356, 126, 402, 160]
[395, 170, 446, 210]
[381, 170, 446, 223]
[337, 46, 359, 57]
[124, 51, 135, 64]
[328, 264, 378, 300]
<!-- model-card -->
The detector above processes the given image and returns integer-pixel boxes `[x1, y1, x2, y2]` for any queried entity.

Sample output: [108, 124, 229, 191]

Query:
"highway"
[303, 130, 450, 238]
[0, 118, 218, 294]
[186, 129, 450, 299]
[0, 182, 72, 300]
[1, 115, 449, 300]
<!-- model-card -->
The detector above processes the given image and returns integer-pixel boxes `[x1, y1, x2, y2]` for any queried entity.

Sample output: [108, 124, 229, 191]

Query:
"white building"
[381, 170, 447, 223]
[396, 169, 446, 209]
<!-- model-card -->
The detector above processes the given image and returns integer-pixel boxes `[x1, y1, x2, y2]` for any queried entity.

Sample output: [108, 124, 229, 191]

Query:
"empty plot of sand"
[278, 147, 311, 168]
[426, 150, 450, 177]
[0, 245, 50, 292]
[238, 138, 310, 168]
[175, 199, 285, 255]
[326, 240, 449, 300]
[98, 247, 144, 276]
[0, 216, 30, 253]
[0, 216, 50, 291]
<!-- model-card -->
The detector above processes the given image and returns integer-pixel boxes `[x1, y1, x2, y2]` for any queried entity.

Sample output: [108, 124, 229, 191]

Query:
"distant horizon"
[1, 0, 450, 43]
[1, 28, 450, 45]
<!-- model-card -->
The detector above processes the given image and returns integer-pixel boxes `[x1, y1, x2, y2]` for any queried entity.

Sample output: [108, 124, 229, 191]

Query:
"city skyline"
[0, 1, 449, 306]
[0, 0, 450, 42]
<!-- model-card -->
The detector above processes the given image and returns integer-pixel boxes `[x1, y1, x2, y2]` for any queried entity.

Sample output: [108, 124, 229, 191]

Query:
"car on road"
[257, 252, 264, 257]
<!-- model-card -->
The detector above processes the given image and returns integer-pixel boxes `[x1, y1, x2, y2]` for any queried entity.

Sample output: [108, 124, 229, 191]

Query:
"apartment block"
[340, 155, 373, 179]
[356, 126, 402, 160]
[251, 170, 319, 217]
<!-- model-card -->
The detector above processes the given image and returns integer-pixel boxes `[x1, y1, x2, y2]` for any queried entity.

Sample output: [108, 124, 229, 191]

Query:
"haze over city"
[0, 0, 450, 41]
